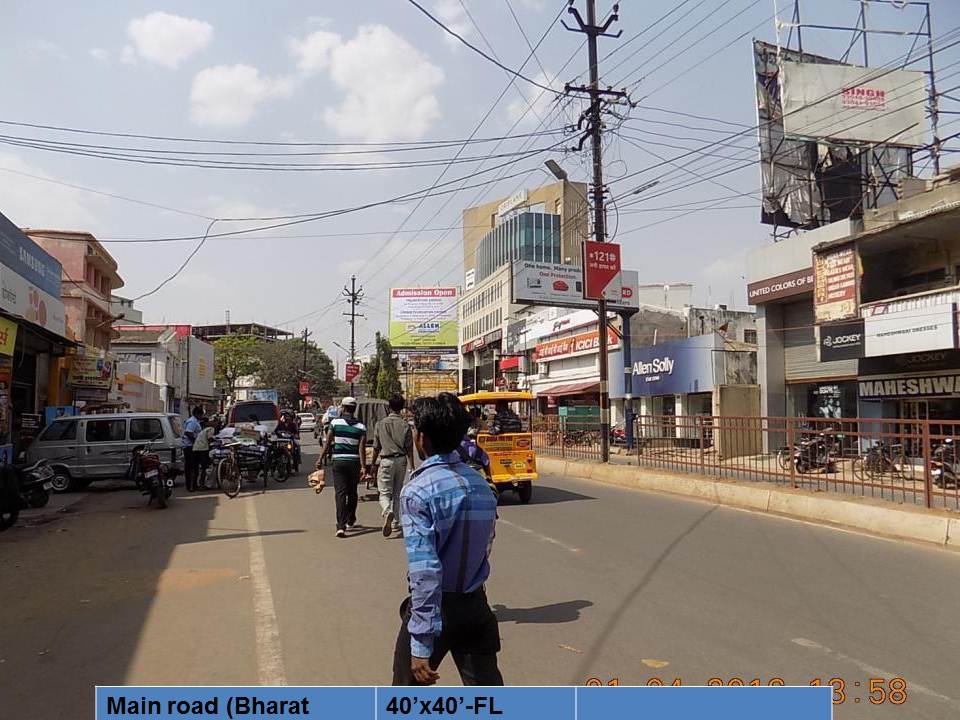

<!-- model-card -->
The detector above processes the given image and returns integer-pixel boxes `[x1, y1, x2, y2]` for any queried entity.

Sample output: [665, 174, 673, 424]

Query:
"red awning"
[499, 356, 521, 370]
[539, 380, 599, 397]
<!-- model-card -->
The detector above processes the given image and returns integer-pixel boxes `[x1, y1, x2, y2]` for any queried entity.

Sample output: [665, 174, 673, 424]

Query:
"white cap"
[341, 396, 358, 407]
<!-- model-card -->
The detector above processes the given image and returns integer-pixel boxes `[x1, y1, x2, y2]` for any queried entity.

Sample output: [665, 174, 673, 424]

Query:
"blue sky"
[2, 0, 958, 362]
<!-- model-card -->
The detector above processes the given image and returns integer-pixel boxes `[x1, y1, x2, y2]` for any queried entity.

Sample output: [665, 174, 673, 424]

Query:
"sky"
[2, 0, 959, 365]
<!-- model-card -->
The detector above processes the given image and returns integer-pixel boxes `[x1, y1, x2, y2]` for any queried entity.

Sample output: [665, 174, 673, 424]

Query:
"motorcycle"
[127, 442, 177, 508]
[0, 460, 54, 531]
[931, 438, 959, 488]
[793, 431, 838, 474]
[275, 430, 300, 473]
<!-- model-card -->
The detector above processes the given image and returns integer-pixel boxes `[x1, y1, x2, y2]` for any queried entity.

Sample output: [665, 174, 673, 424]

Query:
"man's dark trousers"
[331, 459, 360, 530]
[392, 588, 504, 686]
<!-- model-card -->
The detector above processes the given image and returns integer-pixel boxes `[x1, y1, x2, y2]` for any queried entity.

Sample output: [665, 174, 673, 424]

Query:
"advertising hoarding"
[583, 241, 622, 301]
[813, 244, 858, 322]
[389, 287, 458, 349]
[345, 363, 361, 383]
[817, 318, 865, 361]
[0, 263, 67, 338]
[512, 262, 639, 311]
[630, 335, 720, 396]
[187, 336, 215, 398]
[0, 316, 17, 356]
[0, 212, 63, 298]
[863, 304, 956, 357]
[780, 62, 927, 147]
[69, 355, 115, 388]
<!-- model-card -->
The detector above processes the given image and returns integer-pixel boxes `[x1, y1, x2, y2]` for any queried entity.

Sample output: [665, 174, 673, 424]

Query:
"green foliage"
[359, 332, 401, 399]
[213, 336, 260, 394]
[256, 339, 338, 406]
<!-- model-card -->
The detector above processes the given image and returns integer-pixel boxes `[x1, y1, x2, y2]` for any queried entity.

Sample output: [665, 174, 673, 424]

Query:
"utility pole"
[342, 275, 364, 397]
[564, 0, 626, 464]
[300, 327, 312, 409]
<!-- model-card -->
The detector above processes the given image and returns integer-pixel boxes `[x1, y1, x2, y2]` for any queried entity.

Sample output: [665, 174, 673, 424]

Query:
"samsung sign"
[630, 335, 719, 396]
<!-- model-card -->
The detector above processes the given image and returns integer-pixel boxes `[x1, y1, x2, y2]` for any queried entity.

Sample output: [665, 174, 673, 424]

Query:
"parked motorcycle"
[0, 460, 54, 531]
[793, 431, 838, 474]
[930, 438, 959, 488]
[127, 442, 176, 508]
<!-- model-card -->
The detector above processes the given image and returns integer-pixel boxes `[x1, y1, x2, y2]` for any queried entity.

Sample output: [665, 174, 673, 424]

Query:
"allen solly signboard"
[630, 334, 720, 396]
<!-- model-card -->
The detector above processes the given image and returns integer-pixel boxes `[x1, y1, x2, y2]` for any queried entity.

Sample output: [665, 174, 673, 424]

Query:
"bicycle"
[852, 442, 915, 481]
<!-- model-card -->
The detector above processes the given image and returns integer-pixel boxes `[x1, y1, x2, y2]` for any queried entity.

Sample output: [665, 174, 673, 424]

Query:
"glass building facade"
[474, 212, 561, 282]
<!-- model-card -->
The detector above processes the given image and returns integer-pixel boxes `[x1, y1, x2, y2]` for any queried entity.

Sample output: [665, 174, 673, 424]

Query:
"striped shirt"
[399, 453, 498, 657]
[329, 416, 366, 461]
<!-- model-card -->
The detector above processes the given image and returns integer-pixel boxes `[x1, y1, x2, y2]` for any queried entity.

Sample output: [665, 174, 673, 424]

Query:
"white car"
[297, 413, 317, 432]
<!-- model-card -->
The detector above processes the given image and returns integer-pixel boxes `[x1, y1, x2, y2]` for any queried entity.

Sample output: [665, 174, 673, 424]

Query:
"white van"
[26, 412, 185, 493]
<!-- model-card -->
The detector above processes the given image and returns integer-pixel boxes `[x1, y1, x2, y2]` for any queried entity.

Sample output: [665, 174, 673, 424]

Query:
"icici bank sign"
[535, 327, 619, 361]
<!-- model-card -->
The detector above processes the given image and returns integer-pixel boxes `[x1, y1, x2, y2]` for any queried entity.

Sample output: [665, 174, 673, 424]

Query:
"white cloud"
[26, 39, 68, 61]
[190, 64, 294, 127]
[0, 153, 100, 230]
[90, 47, 110, 63]
[434, 0, 472, 49]
[505, 71, 562, 127]
[289, 30, 341, 74]
[289, 24, 444, 142]
[121, 45, 137, 65]
[126, 11, 213, 68]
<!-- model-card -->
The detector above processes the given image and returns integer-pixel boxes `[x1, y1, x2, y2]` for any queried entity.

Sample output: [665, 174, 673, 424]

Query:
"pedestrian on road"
[316, 397, 366, 538]
[182, 406, 203, 492]
[393, 392, 502, 687]
[192, 420, 216, 490]
[370, 393, 414, 537]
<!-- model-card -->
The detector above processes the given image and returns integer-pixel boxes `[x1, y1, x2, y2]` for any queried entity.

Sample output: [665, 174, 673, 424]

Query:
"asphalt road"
[2, 437, 959, 719]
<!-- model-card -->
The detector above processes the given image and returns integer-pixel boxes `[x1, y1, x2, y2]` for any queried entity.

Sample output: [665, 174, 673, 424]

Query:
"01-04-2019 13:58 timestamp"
[584, 677, 908, 706]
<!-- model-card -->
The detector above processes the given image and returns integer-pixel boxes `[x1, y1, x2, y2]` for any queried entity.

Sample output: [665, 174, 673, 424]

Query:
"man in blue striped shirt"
[392, 393, 502, 686]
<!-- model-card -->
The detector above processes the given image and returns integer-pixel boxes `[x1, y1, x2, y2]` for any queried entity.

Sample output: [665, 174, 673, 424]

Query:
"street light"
[544, 159, 568, 181]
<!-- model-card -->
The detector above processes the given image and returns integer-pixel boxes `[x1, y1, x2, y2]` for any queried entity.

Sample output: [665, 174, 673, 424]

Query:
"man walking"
[370, 393, 414, 537]
[316, 397, 366, 538]
[393, 392, 502, 686]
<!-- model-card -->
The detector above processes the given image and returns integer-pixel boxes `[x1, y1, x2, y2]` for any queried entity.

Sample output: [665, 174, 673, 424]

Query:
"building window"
[744, 329, 757, 344]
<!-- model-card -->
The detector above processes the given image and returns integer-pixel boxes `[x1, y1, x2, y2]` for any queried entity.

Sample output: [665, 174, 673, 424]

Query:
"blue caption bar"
[96, 685, 831, 720]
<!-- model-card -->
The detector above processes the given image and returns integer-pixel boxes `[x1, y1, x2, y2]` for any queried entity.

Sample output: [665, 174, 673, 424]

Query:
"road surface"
[1, 438, 958, 719]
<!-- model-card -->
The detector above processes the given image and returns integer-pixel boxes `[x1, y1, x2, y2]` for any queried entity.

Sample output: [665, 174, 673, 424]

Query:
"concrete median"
[537, 456, 955, 550]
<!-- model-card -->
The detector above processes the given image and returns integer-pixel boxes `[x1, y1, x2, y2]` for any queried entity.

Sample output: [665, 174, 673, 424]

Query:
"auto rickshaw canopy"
[458, 391, 535, 405]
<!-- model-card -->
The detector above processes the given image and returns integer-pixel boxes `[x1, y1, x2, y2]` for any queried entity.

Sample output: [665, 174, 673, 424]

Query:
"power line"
[404, 0, 563, 96]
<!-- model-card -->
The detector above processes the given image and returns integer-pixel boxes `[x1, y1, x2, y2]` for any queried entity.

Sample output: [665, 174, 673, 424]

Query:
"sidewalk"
[540, 456, 960, 551]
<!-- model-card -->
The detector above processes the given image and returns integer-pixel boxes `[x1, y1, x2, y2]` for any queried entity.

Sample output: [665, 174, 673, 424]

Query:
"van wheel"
[517, 482, 532, 504]
[50, 468, 74, 493]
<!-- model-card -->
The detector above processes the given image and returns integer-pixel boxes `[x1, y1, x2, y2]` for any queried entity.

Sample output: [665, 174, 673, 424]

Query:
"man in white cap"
[316, 397, 367, 537]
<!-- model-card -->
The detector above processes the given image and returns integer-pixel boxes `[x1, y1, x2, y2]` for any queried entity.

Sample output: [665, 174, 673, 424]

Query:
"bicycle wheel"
[776, 447, 791, 470]
[219, 457, 241, 498]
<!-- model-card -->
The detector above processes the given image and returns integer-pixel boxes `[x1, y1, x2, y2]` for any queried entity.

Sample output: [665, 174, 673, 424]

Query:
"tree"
[256, 339, 338, 406]
[358, 332, 401, 399]
[213, 336, 260, 397]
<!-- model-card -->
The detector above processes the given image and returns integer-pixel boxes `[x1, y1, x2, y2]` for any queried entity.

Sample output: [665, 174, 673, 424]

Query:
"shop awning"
[538, 380, 599, 397]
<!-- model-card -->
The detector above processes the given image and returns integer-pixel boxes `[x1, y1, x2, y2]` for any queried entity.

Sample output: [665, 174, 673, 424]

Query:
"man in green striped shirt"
[317, 397, 367, 537]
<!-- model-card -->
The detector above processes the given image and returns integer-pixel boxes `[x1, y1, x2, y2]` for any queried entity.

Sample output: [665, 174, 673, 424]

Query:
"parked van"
[227, 400, 281, 433]
[26, 412, 184, 493]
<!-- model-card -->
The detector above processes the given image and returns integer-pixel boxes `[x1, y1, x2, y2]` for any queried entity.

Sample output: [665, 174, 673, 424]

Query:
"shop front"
[857, 350, 960, 430]
[461, 329, 502, 394]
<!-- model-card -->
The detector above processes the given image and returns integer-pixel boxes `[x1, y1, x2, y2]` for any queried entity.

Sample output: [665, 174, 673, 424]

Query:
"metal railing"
[632, 414, 960, 511]
[532, 415, 604, 461]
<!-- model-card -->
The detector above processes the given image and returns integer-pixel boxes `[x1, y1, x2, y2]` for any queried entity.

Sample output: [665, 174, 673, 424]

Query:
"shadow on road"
[498, 485, 596, 505]
[493, 600, 593, 624]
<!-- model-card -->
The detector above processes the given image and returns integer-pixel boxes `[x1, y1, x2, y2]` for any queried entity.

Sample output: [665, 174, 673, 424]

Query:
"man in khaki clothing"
[371, 393, 414, 537]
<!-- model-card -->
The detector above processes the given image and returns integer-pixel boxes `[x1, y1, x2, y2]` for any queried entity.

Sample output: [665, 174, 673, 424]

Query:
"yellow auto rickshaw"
[459, 391, 537, 503]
